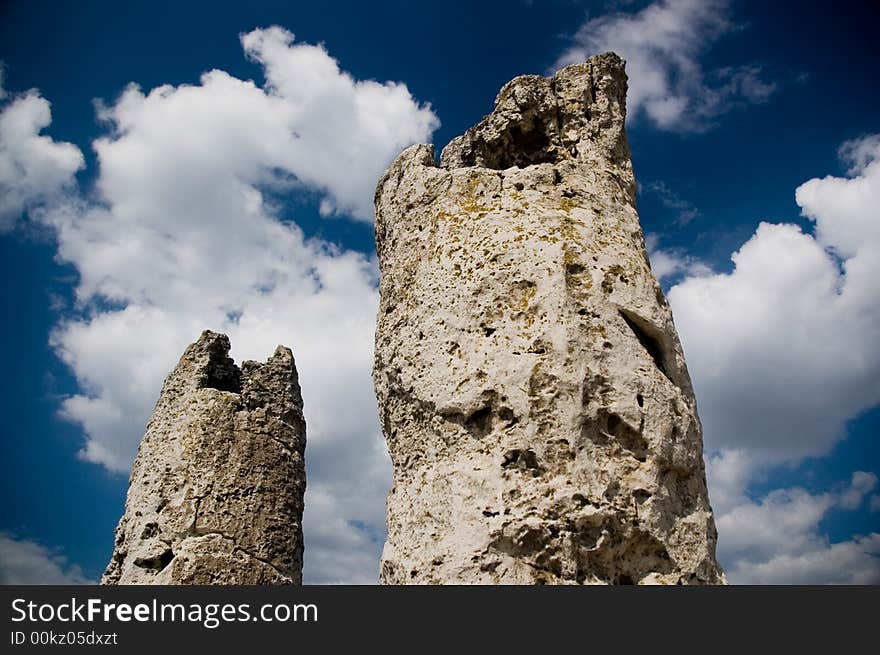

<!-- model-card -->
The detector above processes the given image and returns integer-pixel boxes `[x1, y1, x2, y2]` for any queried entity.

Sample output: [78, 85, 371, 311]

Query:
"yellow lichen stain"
[601, 263, 629, 293]
[458, 177, 492, 215]
[559, 196, 578, 213]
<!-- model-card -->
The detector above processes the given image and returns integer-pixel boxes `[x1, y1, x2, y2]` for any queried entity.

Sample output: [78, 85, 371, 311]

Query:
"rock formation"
[373, 53, 724, 584]
[103, 331, 306, 584]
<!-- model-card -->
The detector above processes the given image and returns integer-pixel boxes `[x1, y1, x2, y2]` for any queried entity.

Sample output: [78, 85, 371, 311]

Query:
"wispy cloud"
[644, 180, 700, 225]
[553, 0, 777, 131]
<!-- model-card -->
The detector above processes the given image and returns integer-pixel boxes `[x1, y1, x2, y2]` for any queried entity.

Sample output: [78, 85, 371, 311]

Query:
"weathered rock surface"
[374, 52, 724, 584]
[103, 331, 306, 585]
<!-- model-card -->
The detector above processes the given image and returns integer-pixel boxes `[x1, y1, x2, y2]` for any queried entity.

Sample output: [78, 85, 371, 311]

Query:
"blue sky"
[0, 0, 877, 584]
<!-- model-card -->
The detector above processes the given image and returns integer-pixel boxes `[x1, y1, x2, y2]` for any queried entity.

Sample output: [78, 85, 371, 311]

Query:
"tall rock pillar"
[373, 53, 724, 584]
[103, 331, 306, 584]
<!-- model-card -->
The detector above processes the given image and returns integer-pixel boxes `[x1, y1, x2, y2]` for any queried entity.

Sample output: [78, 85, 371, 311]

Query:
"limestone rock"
[102, 331, 306, 585]
[373, 53, 724, 584]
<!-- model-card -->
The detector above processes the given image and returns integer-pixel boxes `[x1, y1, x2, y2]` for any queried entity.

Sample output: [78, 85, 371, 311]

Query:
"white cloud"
[730, 535, 880, 585]
[0, 533, 92, 584]
[241, 26, 439, 221]
[838, 133, 880, 175]
[27, 27, 437, 583]
[670, 135, 880, 583]
[713, 471, 880, 584]
[703, 448, 756, 515]
[645, 233, 710, 282]
[554, 0, 776, 131]
[668, 134, 880, 463]
[839, 471, 878, 510]
[0, 81, 83, 229]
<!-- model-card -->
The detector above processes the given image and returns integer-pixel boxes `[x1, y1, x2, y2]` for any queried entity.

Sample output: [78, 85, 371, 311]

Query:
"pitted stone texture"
[374, 53, 724, 585]
[102, 331, 306, 585]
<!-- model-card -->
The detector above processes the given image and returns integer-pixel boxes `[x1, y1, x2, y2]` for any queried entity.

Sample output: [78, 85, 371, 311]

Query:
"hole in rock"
[479, 113, 561, 170]
[605, 412, 649, 462]
[618, 309, 673, 384]
[200, 344, 242, 393]
[502, 448, 542, 475]
[134, 548, 174, 573]
[140, 522, 159, 540]
[498, 407, 518, 427]
[465, 406, 493, 438]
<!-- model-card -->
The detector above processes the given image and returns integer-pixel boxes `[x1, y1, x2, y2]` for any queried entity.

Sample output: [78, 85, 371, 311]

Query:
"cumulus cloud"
[668, 134, 880, 582]
[645, 233, 709, 282]
[713, 471, 880, 584]
[27, 27, 438, 583]
[668, 134, 880, 463]
[0, 533, 92, 584]
[0, 78, 84, 229]
[731, 535, 880, 585]
[241, 26, 438, 220]
[554, 0, 776, 131]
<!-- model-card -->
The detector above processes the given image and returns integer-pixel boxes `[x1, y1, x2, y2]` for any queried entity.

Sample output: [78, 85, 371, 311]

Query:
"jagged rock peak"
[102, 330, 306, 585]
[373, 52, 725, 584]
[439, 52, 630, 174]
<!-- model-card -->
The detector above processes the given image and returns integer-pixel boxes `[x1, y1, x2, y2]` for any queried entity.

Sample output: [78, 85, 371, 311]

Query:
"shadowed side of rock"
[102, 331, 306, 584]
[373, 53, 725, 584]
